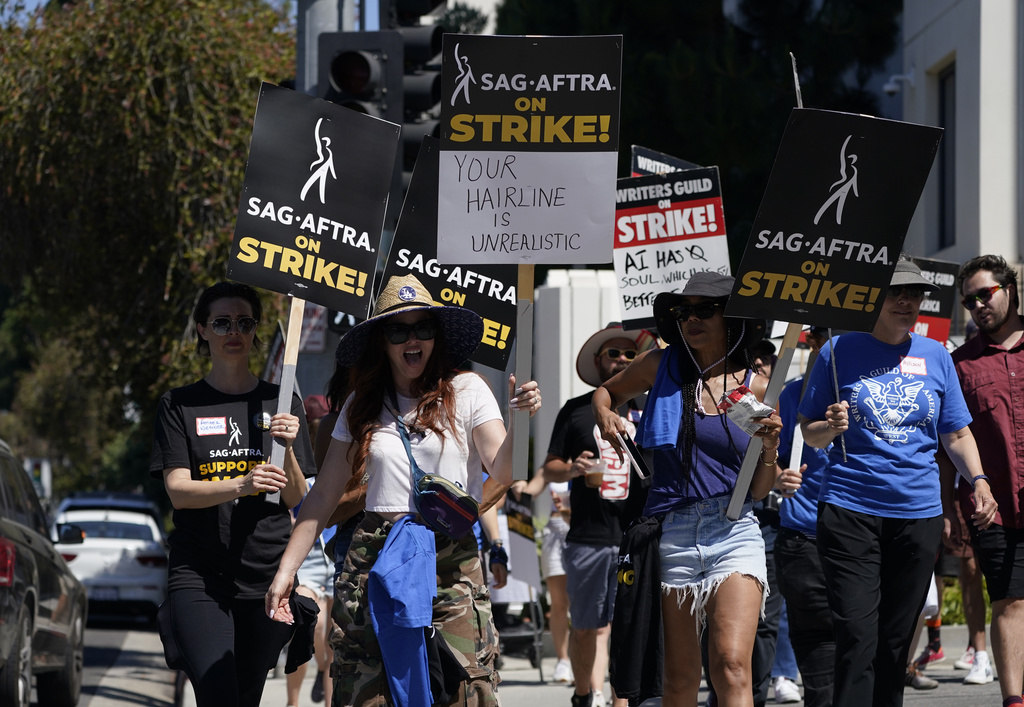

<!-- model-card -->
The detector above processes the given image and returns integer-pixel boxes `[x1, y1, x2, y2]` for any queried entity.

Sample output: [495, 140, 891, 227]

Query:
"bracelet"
[759, 448, 779, 466]
[970, 474, 990, 488]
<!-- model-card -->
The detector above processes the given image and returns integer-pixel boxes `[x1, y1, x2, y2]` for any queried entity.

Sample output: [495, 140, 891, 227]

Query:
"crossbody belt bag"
[387, 393, 479, 539]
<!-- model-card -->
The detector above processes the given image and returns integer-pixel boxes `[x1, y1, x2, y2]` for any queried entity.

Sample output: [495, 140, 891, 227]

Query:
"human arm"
[799, 401, 849, 449]
[747, 371, 783, 501]
[939, 426, 997, 531]
[480, 475, 510, 514]
[265, 437, 356, 622]
[938, 448, 969, 551]
[315, 411, 367, 526]
[592, 348, 662, 458]
[478, 506, 507, 589]
[473, 374, 541, 487]
[510, 466, 550, 499]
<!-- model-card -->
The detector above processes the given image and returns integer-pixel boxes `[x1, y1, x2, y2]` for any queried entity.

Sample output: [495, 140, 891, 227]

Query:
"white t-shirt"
[332, 373, 503, 513]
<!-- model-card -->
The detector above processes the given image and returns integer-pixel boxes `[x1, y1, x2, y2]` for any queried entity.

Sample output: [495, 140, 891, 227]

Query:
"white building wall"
[902, 0, 1019, 265]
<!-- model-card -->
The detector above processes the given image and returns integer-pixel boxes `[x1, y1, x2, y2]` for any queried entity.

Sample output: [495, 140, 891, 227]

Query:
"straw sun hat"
[334, 274, 484, 367]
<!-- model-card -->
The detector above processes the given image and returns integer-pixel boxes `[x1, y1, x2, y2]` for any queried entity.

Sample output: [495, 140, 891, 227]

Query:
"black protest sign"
[613, 168, 731, 331]
[503, 490, 535, 542]
[383, 137, 518, 371]
[912, 256, 959, 345]
[229, 82, 400, 315]
[726, 109, 942, 331]
[630, 145, 702, 176]
[437, 34, 622, 265]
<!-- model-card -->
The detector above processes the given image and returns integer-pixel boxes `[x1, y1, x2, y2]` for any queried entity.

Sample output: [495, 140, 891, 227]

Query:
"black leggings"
[166, 587, 295, 707]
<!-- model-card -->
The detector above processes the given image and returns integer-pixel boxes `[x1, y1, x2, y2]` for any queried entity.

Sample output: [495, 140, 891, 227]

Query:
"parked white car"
[53, 509, 167, 621]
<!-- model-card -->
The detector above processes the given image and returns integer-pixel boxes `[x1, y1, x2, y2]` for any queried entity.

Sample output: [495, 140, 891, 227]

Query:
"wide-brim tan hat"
[576, 323, 659, 388]
[334, 274, 483, 367]
[891, 259, 940, 291]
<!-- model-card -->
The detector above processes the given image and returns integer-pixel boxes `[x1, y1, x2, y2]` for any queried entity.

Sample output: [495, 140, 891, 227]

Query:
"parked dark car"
[0, 439, 87, 707]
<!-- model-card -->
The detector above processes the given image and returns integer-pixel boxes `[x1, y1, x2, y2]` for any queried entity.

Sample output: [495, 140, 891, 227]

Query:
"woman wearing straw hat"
[798, 256, 996, 707]
[591, 271, 782, 707]
[265, 274, 541, 706]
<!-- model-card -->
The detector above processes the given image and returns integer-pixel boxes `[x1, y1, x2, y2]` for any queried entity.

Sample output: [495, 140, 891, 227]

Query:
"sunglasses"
[961, 284, 1004, 311]
[598, 347, 638, 361]
[886, 286, 925, 300]
[206, 316, 258, 336]
[671, 302, 723, 321]
[382, 319, 438, 345]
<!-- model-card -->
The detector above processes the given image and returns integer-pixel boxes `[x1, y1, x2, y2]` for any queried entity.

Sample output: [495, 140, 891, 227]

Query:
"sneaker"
[773, 676, 802, 703]
[913, 643, 945, 669]
[954, 645, 976, 670]
[553, 658, 573, 683]
[592, 690, 606, 707]
[905, 665, 939, 690]
[964, 652, 994, 684]
[310, 669, 325, 703]
[570, 692, 593, 707]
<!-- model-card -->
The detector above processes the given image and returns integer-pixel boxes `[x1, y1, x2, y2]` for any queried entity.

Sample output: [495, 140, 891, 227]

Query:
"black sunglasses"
[962, 284, 1004, 311]
[206, 316, 258, 336]
[382, 319, 438, 345]
[598, 347, 638, 361]
[671, 302, 723, 321]
[886, 286, 925, 300]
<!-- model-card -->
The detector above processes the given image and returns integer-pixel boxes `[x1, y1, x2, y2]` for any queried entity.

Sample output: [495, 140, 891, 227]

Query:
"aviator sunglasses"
[382, 319, 438, 345]
[961, 284, 1004, 311]
[598, 347, 638, 361]
[671, 301, 724, 321]
[206, 316, 258, 336]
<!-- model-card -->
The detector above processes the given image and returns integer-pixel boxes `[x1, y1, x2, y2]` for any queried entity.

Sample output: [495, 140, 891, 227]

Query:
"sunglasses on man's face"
[671, 302, 723, 321]
[598, 347, 638, 361]
[961, 284, 1004, 311]
[206, 316, 258, 336]
[886, 286, 925, 300]
[382, 319, 438, 345]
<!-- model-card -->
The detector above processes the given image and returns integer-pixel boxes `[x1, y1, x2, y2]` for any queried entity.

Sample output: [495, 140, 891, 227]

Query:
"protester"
[798, 257, 997, 707]
[941, 254, 1024, 703]
[509, 468, 573, 683]
[150, 281, 316, 707]
[773, 325, 833, 707]
[265, 274, 541, 706]
[594, 272, 782, 707]
[542, 322, 657, 707]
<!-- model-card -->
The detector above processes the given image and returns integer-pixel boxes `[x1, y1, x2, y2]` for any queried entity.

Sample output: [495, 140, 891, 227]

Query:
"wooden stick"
[511, 265, 535, 481]
[265, 296, 305, 504]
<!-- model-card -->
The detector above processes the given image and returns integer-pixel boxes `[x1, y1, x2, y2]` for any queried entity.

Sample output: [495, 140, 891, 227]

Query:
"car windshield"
[74, 520, 154, 541]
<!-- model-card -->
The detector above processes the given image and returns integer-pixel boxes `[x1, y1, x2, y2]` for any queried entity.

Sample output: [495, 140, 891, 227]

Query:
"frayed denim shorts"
[660, 495, 767, 629]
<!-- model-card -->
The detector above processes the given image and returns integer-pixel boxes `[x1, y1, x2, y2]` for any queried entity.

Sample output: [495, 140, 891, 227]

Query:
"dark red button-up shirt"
[953, 332, 1024, 528]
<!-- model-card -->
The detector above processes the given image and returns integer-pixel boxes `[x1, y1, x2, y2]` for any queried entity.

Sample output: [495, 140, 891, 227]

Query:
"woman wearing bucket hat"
[797, 256, 996, 707]
[265, 274, 541, 706]
[591, 271, 782, 707]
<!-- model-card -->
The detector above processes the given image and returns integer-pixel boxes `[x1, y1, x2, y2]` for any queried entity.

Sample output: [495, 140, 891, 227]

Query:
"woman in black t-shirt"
[150, 281, 315, 707]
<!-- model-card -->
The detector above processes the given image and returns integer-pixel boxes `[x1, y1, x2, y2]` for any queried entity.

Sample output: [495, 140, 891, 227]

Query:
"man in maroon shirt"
[942, 254, 1024, 707]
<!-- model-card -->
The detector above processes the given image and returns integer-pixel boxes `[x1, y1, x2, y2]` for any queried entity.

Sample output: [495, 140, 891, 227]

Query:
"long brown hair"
[343, 318, 460, 491]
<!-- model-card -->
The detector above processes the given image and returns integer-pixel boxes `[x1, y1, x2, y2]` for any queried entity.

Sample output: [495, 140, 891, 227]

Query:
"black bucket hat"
[653, 272, 766, 349]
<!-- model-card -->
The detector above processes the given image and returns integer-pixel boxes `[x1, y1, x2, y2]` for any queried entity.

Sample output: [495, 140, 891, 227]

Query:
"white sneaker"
[774, 676, 802, 703]
[954, 645, 975, 670]
[963, 652, 994, 684]
[552, 659, 573, 683]
[592, 689, 606, 707]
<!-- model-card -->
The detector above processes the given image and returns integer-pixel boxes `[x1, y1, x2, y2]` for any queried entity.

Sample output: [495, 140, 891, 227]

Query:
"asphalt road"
[69, 619, 1003, 707]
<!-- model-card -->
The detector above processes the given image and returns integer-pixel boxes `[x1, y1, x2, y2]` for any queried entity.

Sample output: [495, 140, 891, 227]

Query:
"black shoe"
[570, 692, 593, 707]
[311, 669, 325, 703]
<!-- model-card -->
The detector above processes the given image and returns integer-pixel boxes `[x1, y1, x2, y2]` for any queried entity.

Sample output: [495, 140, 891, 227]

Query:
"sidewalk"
[89, 622, 1002, 706]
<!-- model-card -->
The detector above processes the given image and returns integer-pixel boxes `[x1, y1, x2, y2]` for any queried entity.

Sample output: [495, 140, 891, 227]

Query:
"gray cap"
[890, 260, 940, 292]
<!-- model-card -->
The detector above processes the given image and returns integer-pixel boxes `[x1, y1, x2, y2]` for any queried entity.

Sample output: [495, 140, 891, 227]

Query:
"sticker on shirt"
[850, 374, 935, 444]
[196, 417, 227, 436]
[253, 411, 272, 431]
[590, 419, 637, 500]
[900, 356, 927, 376]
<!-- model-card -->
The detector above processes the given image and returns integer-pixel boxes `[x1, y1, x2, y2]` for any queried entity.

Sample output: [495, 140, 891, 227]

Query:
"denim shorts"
[660, 495, 767, 629]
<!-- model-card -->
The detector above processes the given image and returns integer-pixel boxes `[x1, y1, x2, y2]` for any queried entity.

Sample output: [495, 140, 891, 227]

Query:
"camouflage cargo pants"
[331, 513, 500, 707]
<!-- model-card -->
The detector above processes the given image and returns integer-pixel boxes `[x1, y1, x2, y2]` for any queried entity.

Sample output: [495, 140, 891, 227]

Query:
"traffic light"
[380, 1, 447, 187]
[317, 31, 403, 123]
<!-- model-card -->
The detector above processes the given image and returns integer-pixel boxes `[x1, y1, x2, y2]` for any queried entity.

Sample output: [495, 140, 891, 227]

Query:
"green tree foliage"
[438, 1, 489, 35]
[0, 0, 294, 493]
[495, 0, 901, 259]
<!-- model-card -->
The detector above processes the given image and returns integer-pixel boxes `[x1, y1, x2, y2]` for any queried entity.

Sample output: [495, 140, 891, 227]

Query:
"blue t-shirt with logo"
[798, 332, 971, 519]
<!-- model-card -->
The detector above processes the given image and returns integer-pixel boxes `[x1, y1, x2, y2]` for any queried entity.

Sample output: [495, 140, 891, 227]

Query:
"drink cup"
[585, 461, 606, 488]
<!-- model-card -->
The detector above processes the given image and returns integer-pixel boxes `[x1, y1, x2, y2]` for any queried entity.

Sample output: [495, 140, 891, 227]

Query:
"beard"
[976, 305, 1012, 335]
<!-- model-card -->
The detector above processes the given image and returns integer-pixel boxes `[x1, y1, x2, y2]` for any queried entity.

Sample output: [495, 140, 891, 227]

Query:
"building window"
[938, 64, 956, 249]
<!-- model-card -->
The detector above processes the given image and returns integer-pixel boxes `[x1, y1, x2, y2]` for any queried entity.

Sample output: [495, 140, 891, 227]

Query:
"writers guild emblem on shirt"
[253, 411, 272, 431]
